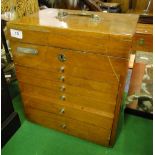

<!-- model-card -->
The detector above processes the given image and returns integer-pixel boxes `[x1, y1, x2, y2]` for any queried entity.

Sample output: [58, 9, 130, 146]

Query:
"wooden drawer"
[15, 66, 119, 95]
[18, 74, 119, 102]
[11, 42, 128, 78]
[8, 27, 132, 58]
[15, 65, 120, 85]
[8, 26, 108, 55]
[25, 107, 111, 146]
[22, 94, 114, 130]
[19, 82, 117, 114]
[132, 34, 153, 52]
[48, 28, 131, 58]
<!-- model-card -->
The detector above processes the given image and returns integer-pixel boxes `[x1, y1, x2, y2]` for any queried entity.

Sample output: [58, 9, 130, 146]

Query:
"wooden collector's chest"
[7, 9, 138, 146]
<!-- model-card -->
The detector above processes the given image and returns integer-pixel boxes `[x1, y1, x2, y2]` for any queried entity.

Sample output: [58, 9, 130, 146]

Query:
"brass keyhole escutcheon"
[58, 54, 66, 62]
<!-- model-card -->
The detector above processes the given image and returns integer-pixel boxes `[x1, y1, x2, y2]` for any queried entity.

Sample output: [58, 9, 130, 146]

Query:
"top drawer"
[8, 28, 131, 58]
[11, 41, 128, 78]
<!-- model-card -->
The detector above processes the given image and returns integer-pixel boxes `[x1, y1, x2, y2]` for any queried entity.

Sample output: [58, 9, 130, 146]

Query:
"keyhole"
[58, 54, 66, 62]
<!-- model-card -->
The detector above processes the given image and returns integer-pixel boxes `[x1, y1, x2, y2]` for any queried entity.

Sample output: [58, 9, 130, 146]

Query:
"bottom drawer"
[25, 107, 111, 146]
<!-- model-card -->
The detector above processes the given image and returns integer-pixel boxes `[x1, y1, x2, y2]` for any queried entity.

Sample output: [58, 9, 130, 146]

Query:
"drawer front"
[8, 27, 108, 55]
[18, 75, 118, 103]
[11, 42, 128, 78]
[48, 29, 131, 58]
[22, 94, 114, 130]
[8, 27, 131, 58]
[11, 42, 61, 71]
[15, 66, 119, 95]
[25, 107, 111, 146]
[15, 65, 120, 85]
[132, 34, 153, 52]
[19, 82, 116, 114]
[16, 66, 118, 95]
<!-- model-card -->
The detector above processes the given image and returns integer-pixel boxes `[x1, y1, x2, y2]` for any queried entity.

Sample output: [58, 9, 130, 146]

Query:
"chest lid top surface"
[8, 9, 138, 37]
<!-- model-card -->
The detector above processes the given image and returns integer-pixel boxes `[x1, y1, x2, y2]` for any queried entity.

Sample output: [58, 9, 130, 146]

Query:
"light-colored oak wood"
[8, 9, 138, 58]
[25, 107, 111, 146]
[15, 65, 119, 94]
[108, 35, 132, 58]
[136, 23, 153, 35]
[109, 76, 124, 145]
[16, 66, 119, 97]
[8, 9, 138, 146]
[7, 8, 138, 36]
[19, 82, 117, 113]
[22, 94, 114, 130]
[11, 41, 128, 78]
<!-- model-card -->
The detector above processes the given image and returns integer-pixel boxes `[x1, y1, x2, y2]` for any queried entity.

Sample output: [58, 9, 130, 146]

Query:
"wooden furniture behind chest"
[7, 9, 138, 146]
[132, 23, 153, 52]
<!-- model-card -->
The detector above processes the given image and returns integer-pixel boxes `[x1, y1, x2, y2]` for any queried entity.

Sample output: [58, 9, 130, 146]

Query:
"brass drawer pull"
[59, 76, 65, 82]
[60, 95, 66, 101]
[60, 124, 66, 129]
[59, 108, 65, 114]
[138, 38, 145, 45]
[60, 85, 65, 92]
[58, 54, 66, 62]
[60, 66, 65, 73]
[17, 47, 38, 55]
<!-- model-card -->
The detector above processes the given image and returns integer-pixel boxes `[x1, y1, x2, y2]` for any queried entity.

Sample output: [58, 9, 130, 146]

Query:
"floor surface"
[2, 81, 153, 155]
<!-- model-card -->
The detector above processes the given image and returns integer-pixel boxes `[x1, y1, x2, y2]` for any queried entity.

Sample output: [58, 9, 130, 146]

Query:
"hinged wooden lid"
[8, 9, 139, 37]
[7, 9, 139, 58]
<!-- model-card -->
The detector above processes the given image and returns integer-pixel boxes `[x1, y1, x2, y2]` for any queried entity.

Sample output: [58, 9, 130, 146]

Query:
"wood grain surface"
[25, 107, 111, 146]
[8, 9, 138, 146]
[132, 33, 153, 52]
[19, 82, 117, 113]
[11, 41, 128, 78]
[8, 9, 138, 57]
[15, 66, 119, 94]
[22, 94, 114, 129]
[131, 23, 153, 52]
[16, 67, 119, 97]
